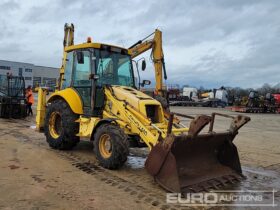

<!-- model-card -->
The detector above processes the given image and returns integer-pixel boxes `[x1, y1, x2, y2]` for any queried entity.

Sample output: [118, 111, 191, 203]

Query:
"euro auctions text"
[166, 190, 277, 207]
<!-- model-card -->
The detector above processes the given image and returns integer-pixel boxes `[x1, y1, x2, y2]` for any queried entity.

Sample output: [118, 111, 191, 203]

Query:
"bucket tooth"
[208, 181, 219, 190]
[214, 178, 226, 187]
[200, 185, 208, 192]
[223, 176, 234, 184]
[189, 188, 196, 193]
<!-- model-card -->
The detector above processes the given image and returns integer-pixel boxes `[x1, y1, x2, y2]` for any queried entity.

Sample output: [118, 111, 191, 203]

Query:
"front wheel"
[93, 124, 129, 169]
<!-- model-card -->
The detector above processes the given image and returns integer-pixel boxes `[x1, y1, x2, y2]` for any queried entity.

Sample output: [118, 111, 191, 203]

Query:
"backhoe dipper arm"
[63, 23, 74, 48]
[128, 29, 167, 96]
[58, 23, 75, 90]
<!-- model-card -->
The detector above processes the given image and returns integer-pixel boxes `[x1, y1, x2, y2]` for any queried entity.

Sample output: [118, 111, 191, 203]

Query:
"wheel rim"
[99, 134, 112, 158]
[49, 112, 62, 139]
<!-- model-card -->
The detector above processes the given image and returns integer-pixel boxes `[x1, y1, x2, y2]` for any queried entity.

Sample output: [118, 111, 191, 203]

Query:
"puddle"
[30, 125, 36, 129]
[126, 155, 146, 169]
[243, 166, 279, 178]
[240, 166, 280, 191]
[214, 166, 280, 207]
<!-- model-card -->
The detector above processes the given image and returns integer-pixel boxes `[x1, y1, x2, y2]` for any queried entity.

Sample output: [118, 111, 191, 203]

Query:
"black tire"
[44, 100, 80, 150]
[93, 123, 129, 169]
[154, 95, 170, 112]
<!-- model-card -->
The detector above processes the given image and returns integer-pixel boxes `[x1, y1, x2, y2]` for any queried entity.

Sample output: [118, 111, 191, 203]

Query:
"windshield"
[96, 50, 134, 87]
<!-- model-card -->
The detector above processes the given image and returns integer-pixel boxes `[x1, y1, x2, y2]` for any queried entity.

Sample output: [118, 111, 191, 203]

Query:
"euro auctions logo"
[166, 190, 278, 207]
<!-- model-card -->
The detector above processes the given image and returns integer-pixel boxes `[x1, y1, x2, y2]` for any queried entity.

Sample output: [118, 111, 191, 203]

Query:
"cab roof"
[65, 42, 131, 55]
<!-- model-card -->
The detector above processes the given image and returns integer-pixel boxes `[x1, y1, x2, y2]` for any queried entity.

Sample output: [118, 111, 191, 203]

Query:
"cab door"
[72, 50, 93, 115]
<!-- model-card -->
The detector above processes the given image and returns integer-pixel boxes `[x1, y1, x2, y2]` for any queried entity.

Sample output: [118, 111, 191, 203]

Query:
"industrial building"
[0, 60, 59, 89]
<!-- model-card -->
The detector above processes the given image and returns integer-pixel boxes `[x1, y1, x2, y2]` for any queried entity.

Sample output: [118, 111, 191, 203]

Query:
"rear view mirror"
[77, 51, 84, 64]
[141, 60, 146, 71]
[89, 74, 99, 80]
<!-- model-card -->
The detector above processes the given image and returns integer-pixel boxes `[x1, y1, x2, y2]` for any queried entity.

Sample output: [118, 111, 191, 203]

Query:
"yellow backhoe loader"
[36, 23, 250, 193]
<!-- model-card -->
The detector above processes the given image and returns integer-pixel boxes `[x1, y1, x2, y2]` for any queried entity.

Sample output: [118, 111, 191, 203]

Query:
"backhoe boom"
[128, 29, 167, 95]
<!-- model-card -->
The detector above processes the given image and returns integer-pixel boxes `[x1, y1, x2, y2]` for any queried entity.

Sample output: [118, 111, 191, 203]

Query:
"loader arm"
[103, 87, 188, 149]
[104, 87, 159, 148]
[128, 29, 167, 96]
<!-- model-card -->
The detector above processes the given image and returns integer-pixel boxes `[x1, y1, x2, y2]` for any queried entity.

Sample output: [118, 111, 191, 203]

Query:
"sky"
[0, 0, 279, 88]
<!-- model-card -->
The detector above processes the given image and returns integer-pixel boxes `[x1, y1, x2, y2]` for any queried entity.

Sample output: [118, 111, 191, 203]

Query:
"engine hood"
[110, 85, 159, 106]
[109, 86, 163, 122]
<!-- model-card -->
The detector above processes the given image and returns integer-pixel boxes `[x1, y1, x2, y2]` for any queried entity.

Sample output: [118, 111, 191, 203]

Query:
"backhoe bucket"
[145, 114, 250, 193]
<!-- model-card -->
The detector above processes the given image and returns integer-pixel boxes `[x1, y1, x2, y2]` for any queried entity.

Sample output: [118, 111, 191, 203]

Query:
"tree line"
[195, 83, 280, 98]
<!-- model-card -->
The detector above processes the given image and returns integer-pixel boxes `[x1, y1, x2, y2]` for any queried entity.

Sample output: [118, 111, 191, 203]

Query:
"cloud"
[0, 0, 279, 88]
[0, 0, 20, 11]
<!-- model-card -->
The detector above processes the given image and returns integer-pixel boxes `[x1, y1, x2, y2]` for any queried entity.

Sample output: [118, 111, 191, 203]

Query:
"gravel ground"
[0, 105, 279, 209]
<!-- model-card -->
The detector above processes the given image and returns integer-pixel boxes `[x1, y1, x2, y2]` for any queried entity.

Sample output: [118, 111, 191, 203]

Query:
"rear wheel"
[44, 100, 80, 150]
[94, 124, 129, 169]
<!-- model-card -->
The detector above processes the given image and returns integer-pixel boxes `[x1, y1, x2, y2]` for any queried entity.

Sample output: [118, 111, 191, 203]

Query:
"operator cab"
[62, 44, 135, 116]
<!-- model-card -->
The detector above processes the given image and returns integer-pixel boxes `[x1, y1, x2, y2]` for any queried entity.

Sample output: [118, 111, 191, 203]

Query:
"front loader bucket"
[145, 114, 250, 193]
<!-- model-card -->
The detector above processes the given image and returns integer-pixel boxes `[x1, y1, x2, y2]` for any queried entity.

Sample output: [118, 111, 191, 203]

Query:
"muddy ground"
[0, 105, 279, 209]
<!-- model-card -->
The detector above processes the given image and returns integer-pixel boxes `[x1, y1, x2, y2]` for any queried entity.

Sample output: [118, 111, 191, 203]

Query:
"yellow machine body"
[39, 85, 188, 148]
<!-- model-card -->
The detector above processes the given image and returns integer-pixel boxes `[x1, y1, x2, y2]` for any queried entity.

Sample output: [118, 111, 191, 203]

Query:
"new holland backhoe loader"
[36, 23, 250, 193]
